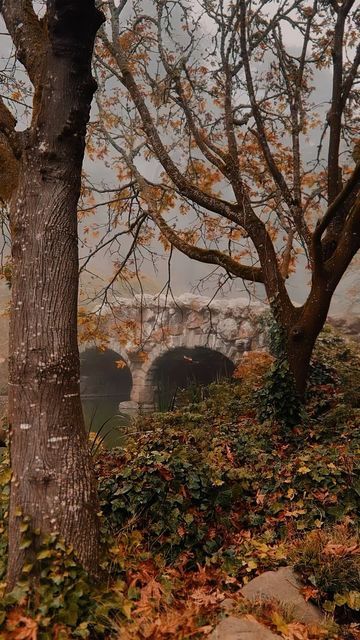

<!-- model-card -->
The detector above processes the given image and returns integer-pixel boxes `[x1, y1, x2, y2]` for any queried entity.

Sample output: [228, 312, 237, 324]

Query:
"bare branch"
[99, 30, 252, 228]
[149, 205, 264, 284]
[341, 42, 360, 108]
[313, 161, 360, 244]
[239, 0, 311, 253]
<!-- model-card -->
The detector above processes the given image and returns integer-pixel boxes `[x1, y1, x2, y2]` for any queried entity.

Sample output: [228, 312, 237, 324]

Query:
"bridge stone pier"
[98, 294, 267, 412]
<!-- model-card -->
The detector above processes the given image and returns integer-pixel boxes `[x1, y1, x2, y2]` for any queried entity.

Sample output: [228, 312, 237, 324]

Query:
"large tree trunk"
[6, 2, 104, 591]
[283, 280, 334, 398]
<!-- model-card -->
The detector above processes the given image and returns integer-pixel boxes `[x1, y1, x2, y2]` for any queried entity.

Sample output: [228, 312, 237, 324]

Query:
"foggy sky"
[0, 6, 358, 317]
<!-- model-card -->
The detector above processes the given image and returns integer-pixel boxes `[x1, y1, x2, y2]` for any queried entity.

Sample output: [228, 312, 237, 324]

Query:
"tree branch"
[0, 98, 20, 199]
[325, 193, 360, 290]
[1, 0, 47, 88]
[150, 205, 264, 284]
[99, 30, 251, 228]
[239, 0, 311, 253]
[312, 161, 360, 263]
[341, 42, 360, 109]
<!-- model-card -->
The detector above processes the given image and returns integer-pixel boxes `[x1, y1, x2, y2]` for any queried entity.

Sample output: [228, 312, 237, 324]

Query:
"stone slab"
[210, 616, 281, 639]
[240, 566, 322, 625]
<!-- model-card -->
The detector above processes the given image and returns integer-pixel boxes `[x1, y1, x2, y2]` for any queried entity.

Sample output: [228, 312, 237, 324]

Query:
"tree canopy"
[83, 0, 360, 391]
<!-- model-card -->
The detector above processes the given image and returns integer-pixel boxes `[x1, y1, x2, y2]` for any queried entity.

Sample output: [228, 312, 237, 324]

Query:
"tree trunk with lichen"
[4, 0, 104, 591]
[279, 273, 343, 398]
[285, 317, 328, 399]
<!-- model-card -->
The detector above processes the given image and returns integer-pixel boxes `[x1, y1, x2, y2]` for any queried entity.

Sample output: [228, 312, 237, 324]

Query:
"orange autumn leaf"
[5, 610, 38, 640]
[323, 542, 360, 556]
[300, 585, 319, 602]
[115, 359, 128, 369]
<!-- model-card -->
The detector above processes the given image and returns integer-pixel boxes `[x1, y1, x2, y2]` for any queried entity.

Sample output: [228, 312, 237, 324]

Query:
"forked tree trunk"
[6, 3, 104, 590]
[283, 280, 334, 398]
[286, 330, 321, 398]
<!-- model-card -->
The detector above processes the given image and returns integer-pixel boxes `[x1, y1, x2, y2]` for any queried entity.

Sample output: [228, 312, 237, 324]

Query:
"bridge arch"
[103, 293, 266, 412]
[127, 336, 238, 410]
[80, 346, 132, 431]
[149, 346, 235, 410]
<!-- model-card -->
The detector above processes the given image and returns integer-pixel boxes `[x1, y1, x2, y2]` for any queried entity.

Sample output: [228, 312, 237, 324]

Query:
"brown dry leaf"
[225, 444, 234, 464]
[271, 610, 289, 635]
[300, 585, 319, 602]
[139, 620, 157, 638]
[244, 613, 262, 624]
[155, 464, 174, 481]
[190, 588, 225, 608]
[233, 351, 274, 381]
[284, 622, 309, 640]
[188, 624, 213, 636]
[312, 489, 329, 502]
[139, 577, 164, 605]
[323, 542, 359, 556]
[115, 359, 127, 369]
[306, 624, 330, 638]
[53, 625, 71, 640]
[6, 610, 38, 640]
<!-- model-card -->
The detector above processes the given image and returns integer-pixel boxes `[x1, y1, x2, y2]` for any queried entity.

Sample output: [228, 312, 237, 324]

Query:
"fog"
[0, 5, 359, 317]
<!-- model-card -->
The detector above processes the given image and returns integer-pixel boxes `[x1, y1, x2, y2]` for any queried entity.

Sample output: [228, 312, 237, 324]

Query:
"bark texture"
[2, 0, 104, 590]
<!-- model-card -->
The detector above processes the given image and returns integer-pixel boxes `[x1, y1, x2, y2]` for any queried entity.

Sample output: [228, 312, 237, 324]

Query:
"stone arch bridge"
[80, 294, 266, 412]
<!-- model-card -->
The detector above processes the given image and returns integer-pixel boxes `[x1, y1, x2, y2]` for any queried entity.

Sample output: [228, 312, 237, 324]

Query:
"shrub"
[313, 327, 360, 409]
[232, 351, 274, 384]
[255, 359, 304, 428]
[291, 522, 360, 622]
[97, 375, 360, 572]
[254, 313, 304, 428]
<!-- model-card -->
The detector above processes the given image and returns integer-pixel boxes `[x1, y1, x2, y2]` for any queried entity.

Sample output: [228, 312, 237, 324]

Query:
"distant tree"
[0, 0, 104, 589]
[92, 0, 360, 396]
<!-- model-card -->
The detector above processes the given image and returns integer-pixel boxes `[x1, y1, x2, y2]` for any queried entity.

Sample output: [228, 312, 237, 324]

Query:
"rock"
[238, 321, 255, 338]
[219, 318, 239, 341]
[142, 308, 156, 323]
[253, 333, 266, 349]
[347, 315, 360, 335]
[169, 308, 184, 322]
[210, 616, 281, 639]
[118, 400, 139, 415]
[240, 566, 323, 625]
[187, 311, 203, 329]
[235, 338, 251, 351]
[220, 598, 237, 612]
[168, 323, 183, 336]
[177, 293, 207, 310]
